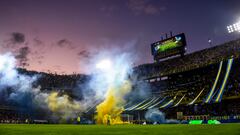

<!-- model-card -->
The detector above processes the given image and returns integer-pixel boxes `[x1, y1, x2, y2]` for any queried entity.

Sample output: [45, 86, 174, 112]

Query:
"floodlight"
[227, 21, 240, 33]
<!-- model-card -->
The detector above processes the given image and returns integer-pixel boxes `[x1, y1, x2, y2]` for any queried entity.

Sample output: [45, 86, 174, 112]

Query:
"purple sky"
[0, 0, 240, 74]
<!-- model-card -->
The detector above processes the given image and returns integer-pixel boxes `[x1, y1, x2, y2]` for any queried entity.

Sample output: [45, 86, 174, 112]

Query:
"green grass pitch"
[0, 124, 240, 135]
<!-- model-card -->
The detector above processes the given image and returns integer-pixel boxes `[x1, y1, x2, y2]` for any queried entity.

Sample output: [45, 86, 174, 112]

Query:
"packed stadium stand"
[126, 38, 240, 123]
[1, 38, 240, 124]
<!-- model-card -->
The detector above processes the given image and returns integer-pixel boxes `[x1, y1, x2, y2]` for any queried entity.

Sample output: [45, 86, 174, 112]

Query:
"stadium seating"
[1, 38, 240, 123]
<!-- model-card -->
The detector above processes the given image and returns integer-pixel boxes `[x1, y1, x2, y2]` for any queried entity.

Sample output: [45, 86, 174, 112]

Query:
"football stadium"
[1, 35, 240, 134]
[0, 0, 240, 135]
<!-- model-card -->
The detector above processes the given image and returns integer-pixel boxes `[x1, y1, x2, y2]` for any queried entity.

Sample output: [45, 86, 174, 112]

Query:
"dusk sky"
[0, 0, 240, 74]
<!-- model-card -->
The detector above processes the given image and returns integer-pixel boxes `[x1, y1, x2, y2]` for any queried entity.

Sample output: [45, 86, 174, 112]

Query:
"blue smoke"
[145, 108, 180, 124]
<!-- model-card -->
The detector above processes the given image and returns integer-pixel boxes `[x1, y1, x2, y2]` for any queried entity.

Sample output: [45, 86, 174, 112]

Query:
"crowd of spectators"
[126, 38, 240, 121]
[18, 68, 89, 91]
[134, 38, 240, 79]
[143, 57, 240, 120]
[0, 107, 28, 124]
[1, 38, 240, 123]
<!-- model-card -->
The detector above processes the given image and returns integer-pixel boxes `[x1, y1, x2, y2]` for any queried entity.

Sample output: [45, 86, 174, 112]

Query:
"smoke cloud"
[76, 49, 135, 124]
[0, 45, 151, 123]
[0, 52, 83, 121]
[145, 108, 166, 123]
[145, 108, 180, 124]
[75, 46, 152, 124]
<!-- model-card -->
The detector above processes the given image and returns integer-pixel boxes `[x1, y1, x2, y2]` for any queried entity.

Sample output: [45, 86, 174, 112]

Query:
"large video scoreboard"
[151, 33, 187, 61]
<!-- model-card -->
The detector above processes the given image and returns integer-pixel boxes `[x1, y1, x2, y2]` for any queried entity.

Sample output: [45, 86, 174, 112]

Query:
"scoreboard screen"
[151, 33, 186, 60]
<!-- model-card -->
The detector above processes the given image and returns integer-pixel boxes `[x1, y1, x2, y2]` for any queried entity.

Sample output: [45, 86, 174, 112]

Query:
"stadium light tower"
[227, 21, 240, 33]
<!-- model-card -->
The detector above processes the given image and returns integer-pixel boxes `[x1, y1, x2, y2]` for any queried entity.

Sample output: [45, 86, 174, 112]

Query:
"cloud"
[31, 51, 44, 65]
[78, 50, 92, 59]
[30, 37, 45, 64]
[127, 0, 166, 15]
[3, 32, 26, 49]
[33, 37, 44, 46]
[15, 46, 31, 67]
[56, 39, 75, 49]
[11, 32, 25, 44]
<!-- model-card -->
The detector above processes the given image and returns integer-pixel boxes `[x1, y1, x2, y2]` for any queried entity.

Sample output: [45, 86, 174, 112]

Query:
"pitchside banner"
[151, 33, 187, 60]
[177, 112, 183, 120]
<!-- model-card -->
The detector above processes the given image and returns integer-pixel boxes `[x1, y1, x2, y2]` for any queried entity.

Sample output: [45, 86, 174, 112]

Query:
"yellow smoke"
[96, 80, 131, 125]
[46, 92, 81, 119]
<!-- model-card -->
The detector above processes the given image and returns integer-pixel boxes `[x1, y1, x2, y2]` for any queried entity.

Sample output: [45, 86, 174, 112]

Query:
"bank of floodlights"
[227, 21, 240, 33]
